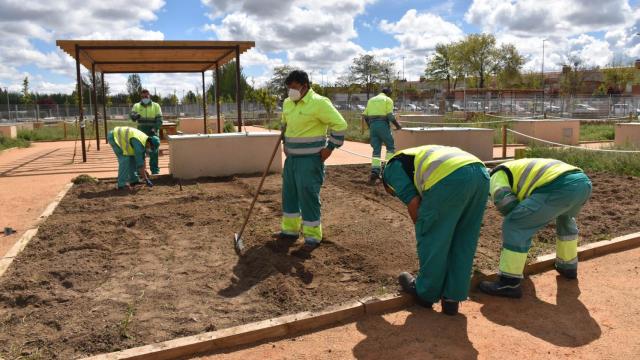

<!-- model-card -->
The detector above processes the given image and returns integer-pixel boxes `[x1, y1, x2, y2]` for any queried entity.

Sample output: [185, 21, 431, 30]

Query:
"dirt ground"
[1, 165, 639, 359]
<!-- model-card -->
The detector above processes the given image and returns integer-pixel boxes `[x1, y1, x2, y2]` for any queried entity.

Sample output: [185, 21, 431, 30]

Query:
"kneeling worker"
[363, 88, 402, 185]
[107, 126, 160, 190]
[382, 145, 489, 315]
[479, 158, 591, 298]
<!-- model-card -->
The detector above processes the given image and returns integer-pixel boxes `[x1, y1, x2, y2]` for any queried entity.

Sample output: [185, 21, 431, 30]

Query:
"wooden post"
[216, 63, 222, 133]
[502, 124, 507, 159]
[235, 45, 243, 132]
[202, 71, 207, 134]
[75, 44, 87, 162]
[63, 121, 67, 139]
[91, 63, 100, 150]
[102, 72, 108, 144]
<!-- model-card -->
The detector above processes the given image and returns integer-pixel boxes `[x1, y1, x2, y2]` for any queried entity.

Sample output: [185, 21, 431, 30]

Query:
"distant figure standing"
[130, 89, 162, 174]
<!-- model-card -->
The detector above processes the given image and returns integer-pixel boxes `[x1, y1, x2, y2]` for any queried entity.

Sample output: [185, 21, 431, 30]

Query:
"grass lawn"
[17, 120, 138, 142]
[525, 146, 640, 176]
[0, 136, 30, 151]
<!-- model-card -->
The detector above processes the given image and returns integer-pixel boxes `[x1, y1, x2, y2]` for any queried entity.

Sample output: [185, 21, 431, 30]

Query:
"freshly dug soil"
[1, 165, 639, 359]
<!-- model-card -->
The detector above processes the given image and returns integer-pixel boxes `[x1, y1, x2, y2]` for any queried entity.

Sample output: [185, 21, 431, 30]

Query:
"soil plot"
[1, 165, 639, 358]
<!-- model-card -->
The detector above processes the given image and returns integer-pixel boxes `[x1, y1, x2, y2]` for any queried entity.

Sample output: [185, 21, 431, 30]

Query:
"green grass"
[0, 135, 30, 150]
[525, 146, 640, 176]
[17, 120, 137, 142]
[580, 123, 615, 141]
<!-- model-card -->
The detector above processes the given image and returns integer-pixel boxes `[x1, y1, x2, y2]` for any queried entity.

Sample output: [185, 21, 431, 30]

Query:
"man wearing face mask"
[130, 89, 162, 175]
[274, 70, 348, 254]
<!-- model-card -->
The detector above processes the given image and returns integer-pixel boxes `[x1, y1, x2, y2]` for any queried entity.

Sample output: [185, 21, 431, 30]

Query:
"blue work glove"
[145, 178, 154, 187]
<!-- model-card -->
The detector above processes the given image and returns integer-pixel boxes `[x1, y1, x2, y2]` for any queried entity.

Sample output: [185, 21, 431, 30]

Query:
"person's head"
[285, 70, 310, 102]
[141, 89, 151, 105]
[381, 88, 392, 96]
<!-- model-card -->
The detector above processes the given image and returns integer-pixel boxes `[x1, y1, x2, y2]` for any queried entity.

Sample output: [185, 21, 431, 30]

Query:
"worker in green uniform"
[130, 89, 162, 174]
[107, 126, 160, 190]
[382, 145, 489, 315]
[479, 159, 592, 298]
[273, 70, 348, 254]
[363, 88, 402, 185]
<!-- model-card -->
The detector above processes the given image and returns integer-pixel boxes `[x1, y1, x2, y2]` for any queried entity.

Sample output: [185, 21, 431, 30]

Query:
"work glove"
[393, 121, 402, 130]
[130, 112, 141, 121]
[145, 178, 154, 187]
[494, 190, 518, 216]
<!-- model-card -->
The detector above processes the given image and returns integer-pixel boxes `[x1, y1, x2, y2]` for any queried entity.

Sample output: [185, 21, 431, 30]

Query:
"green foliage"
[580, 123, 615, 141]
[349, 54, 395, 99]
[126, 74, 143, 103]
[17, 120, 136, 141]
[207, 61, 251, 103]
[0, 135, 30, 150]
[21, 76, 33, 105]
[602, 64, 634, 94]
[268, 65, 298, 100]
[223, 120, 236, 133]
[72, 174, 99, 184]
[525, 146, 640, 177]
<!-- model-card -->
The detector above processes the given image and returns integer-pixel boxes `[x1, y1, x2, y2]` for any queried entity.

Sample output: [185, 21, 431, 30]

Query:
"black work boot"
[441, 298, 459, 316]
[555, 265, 578, 280]
[368, 172, 379, 185]
[398, 272, 433, 308]
[478, 275, 523, 298]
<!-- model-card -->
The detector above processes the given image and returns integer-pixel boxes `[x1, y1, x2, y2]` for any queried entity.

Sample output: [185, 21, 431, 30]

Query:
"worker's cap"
[381, 88, 392, 96]
[148, 136, 160, 149]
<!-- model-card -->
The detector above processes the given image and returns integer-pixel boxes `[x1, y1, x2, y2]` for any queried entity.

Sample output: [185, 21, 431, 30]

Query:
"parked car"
[544, 104, 561, 113]
[612, 103, 631, 115]
[500, 103, 526, 113]
[574, 103, 598, 112]
[426, 103, 439, 112]
[452, 104, 464, 111]
[355, 104, 365, 111]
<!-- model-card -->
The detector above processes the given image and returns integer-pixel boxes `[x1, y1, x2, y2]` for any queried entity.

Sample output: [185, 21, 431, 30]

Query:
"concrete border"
[0, 182, 73, 278]
[82, 231, 640, 360]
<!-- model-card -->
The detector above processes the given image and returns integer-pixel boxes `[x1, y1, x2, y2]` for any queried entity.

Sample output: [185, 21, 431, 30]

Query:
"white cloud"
[380, 9, 465, 53]
[0, 0, 166, 93]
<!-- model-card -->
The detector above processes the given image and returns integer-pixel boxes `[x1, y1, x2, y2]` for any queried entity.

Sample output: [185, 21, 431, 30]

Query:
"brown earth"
[1, 164, 639, 359]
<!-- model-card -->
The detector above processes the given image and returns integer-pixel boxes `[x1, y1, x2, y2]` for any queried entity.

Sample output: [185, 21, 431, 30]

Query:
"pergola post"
[202, 71, 207, 133]
[235, 45, 242, 132]
[102, 72, 108, 144]
[215, 62, 221, 133]
[91, 63, 100, 150]
[75, 44, 87, 162]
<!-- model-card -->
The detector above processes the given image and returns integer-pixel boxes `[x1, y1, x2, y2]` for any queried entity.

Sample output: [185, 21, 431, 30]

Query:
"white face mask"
[288, 88, 302, 101]
[142, 98, 151, 105]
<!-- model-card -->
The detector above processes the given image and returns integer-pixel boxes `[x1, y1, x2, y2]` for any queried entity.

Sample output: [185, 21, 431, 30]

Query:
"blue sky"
[1, 0, 639, 95]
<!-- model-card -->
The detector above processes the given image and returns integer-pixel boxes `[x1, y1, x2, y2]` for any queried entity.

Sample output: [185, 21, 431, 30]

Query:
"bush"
[525, 146, 640, 176]
[223, 120, 236, 133]
[0, 135, 30, 150]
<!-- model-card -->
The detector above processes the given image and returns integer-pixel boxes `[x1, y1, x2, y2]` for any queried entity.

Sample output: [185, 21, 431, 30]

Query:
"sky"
[0, 0, 639, 96]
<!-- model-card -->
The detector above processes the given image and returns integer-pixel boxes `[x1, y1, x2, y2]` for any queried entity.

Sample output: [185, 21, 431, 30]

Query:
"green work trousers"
[415, 163, 490, 303]
[108, 131, 138, 188]
[369, 121, 395, 175]
[281, 154, 325, 245]
[499, 172, 592, 278]
[138, 124, 160, 174]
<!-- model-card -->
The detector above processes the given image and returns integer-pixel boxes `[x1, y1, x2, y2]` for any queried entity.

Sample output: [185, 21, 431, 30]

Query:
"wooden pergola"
[56, 40, 255, 162]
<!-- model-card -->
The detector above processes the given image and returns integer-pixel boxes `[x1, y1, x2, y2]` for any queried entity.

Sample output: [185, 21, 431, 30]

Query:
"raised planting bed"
[1, 165, 640, 358]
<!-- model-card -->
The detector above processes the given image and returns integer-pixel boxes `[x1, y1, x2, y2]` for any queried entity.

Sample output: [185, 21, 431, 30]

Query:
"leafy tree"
[425, 43, 465, 94]
[254, 88, 278, 125]
[602, 61, 635, 94]
[348, 54, 394, 99]
[495, 44, 525, 88]
[207, 61, 251, 103]
[21, 77, 32, 105]
[459, 34, 501, 89]
[560, 55, 590, 97]
[268, 65, 298, 100]
[126, 74, 143, 103]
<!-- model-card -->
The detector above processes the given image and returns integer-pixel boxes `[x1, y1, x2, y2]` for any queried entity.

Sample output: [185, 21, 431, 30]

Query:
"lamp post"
[542, 38, 547, 118]
[4, 87, 9, 121]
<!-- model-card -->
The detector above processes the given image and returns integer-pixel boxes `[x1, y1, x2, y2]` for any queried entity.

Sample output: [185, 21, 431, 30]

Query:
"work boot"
[368, 172, 379, 185]
[398, 272, 433, 308]
[555, 265, 577, 280]
[292, 239, 320, 259]
[478, 275, 523, 299]
[441, 298, 459, 316]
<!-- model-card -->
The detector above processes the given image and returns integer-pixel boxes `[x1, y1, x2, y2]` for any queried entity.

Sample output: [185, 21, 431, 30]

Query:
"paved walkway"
[197, 246, 640, 360]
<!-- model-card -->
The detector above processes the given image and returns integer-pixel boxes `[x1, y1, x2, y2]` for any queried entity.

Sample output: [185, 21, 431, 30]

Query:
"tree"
[560, 55, 590, 97]
[182, 90, 197, 105]
[21, 77, 32, 105]
[495, 44, 525, 89]
[348, 54, 394, 99]
[254, 88, 278, 125]
[459, 34, 501, 89]
[336, 74, 361, 105]
[602, 61, 635, 95]
[425, 43, 465, 94]
[126, 74, 143, 103]
[207, 61, 251, 103]
[268, 65, 298, 100]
